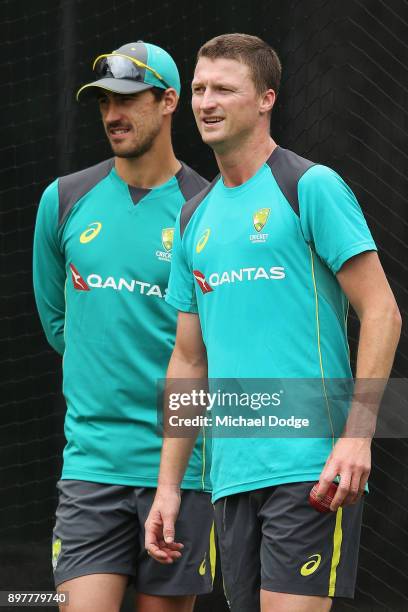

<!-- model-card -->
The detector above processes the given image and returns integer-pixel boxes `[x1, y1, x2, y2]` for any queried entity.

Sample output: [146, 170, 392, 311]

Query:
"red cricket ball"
[309, 482, 338, 513]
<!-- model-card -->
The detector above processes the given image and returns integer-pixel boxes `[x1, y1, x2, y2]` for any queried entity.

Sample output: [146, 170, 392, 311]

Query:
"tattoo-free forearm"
[343, 305, 401, 437]
[158, 343, 208, 488]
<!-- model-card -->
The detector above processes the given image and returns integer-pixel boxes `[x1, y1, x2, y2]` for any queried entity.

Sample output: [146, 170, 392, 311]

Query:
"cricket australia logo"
[156, 227, 174, 262]
[250, 208, 270, 243]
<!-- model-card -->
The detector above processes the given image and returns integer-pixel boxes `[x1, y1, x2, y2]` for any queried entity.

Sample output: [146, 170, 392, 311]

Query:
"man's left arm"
[298, 165, 402, 510]
[318, 251, 401, 509]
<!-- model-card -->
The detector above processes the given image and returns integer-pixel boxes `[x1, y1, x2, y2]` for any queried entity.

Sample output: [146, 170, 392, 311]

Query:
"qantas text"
[208, 266, 285, 286]
[86, 274, 167, 298]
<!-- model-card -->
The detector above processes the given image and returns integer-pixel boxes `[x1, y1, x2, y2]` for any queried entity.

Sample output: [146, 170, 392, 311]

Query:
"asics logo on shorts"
[300, 553, 322, 576]
[198, 553, 207, 575]
[52, 538, 62, 570]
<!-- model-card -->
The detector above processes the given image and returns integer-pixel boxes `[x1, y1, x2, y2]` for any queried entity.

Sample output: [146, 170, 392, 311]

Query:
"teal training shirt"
[166, 146, 377, 502]
[33, 159, 211, 490]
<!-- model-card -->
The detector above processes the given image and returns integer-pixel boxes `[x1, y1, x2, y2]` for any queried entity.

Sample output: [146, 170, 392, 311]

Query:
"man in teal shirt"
[145, 34, 401, 612]
[33, 41, 213, 612]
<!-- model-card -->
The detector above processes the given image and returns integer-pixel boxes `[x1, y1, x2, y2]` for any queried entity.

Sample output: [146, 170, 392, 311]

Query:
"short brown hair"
[197, 33, 281, 96]
[150, 87, 166, 102]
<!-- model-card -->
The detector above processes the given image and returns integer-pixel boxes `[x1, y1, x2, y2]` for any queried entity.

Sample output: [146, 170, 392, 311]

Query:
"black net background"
[1, 0, 407, 610]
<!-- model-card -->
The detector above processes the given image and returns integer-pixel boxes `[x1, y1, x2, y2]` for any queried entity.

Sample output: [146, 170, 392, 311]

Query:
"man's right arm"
[33, 180, 66, 355]
[145, 310, 207, 563]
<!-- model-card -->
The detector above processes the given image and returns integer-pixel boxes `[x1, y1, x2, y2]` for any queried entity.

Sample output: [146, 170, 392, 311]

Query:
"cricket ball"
[309, 482, 338, 513]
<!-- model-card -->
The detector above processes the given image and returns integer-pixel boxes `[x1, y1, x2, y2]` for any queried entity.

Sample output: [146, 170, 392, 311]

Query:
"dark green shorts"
[214, 481, 363, 611]
[52, 480, 214, 596]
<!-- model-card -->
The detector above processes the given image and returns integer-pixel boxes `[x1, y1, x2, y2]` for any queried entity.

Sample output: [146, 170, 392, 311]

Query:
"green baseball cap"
[76, 41, 181, 100]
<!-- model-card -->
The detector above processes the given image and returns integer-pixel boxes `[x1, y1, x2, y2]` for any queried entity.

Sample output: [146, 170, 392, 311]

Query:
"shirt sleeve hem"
[166, 293, 198, 313]
[331, 241, 378, 274]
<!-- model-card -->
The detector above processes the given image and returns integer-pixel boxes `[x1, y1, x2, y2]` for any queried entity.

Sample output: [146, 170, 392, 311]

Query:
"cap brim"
[76, 78, 154, 101]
